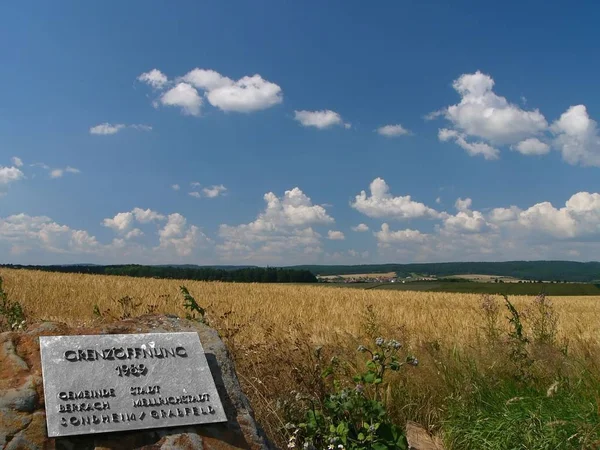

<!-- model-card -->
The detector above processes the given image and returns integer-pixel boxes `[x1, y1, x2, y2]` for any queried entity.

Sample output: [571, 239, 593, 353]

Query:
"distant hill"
[288, 261, 600, 283]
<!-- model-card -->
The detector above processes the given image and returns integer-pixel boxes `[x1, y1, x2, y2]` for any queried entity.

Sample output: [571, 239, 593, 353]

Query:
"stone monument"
[0, 314, 273, 449]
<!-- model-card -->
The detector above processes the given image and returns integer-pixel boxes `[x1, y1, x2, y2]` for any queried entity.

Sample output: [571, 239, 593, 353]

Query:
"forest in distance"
[0, 264, 317, 283]
[2, 260, 600, 284]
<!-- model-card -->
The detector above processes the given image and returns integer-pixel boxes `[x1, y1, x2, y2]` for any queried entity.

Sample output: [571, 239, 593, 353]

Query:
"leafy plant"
[0, 277, 26, 331]
[504, 295, 533, 382]
[291, 337, 417, 449]
[180, 286, 206, 324]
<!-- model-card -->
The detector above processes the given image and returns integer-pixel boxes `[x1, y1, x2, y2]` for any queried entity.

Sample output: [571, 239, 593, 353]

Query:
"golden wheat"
[3, 268, 600, 347]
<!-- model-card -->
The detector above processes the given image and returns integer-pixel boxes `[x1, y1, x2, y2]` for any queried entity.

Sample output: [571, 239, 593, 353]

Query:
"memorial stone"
[40, 332, 228, 437]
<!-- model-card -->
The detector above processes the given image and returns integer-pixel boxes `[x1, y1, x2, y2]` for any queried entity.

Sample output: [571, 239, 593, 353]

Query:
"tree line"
[0, 264, 317, 283]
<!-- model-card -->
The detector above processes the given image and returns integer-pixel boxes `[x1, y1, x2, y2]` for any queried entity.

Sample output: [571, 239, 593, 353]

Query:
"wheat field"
[3, 268, 600, 346]
[4, 267, 600, 447]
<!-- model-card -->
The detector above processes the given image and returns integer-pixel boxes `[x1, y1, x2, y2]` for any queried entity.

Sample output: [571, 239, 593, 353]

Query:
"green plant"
[291, 338, 417, 449]
[504, 295, 533, 382]
[180, 286, 206, 323]
[0, 277, 26, 331]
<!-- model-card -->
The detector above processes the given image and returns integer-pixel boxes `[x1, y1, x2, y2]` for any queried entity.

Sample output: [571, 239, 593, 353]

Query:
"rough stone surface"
[0, 315, 274, 450]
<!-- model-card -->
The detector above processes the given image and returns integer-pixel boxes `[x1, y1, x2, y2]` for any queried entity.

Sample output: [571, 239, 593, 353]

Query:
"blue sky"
[2, 1, 600, 265]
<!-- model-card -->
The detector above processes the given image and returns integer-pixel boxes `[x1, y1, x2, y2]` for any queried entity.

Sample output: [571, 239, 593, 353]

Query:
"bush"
[289, 337, 417, 450]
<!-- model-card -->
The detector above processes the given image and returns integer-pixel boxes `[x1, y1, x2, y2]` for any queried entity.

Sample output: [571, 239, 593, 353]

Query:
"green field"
[325, 281, 600, 295]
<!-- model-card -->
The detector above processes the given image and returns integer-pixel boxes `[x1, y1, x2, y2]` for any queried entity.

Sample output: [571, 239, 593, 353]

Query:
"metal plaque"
[39, 332, 227, 437]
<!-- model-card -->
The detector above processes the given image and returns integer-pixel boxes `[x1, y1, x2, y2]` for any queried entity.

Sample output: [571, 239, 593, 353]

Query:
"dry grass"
[4, 268, 600, 447]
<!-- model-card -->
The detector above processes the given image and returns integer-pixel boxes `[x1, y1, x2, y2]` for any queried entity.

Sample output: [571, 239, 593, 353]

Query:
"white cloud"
[124, 228, 144, 239]
[433, 71, 547, 159]
[294, 110, 350, 129]
[138, 69, 168, 89]
[102, 212, 134, 233]
[455, 197, 472, 212]
[11, 157, 23, 167]
[203, 185, 227, 198]
[352, 177, 441, 220]
[189, 192, 202, 198]
[352, 223, 369, 232]
[376, 124, 411, 137]
[171, 184, 180, 191]
[375, 223, 428, 245]
[89, 123, 152, 135]
[140, 67, 282, 115]
[132, 207, 165, 223]
[183, 68, 233, 91]
[89, 123, 126, 135]
[206, 74, 283, 112]
[102, 208, 164, 235]
[218, 187, 333, 263]
[0, 214, 100, 255]
[190, 181, 202, 187]
[158, 213, 207, 256]
[551, 105, 600, 167]
[374, 189, 600, 262]
[159, 83, 203, 116]
[436, 197, 441, 204]
[443, 210, 491, 234]
[438, 128, 500, 160]
[513, 138, 550, 155]
[0, 166, 24, 185]
[49, 166, 80, 179]
[327, 230, 345, 240]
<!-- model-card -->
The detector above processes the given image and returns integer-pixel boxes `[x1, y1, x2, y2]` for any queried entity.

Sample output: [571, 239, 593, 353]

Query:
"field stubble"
[3, 268, 600, 449]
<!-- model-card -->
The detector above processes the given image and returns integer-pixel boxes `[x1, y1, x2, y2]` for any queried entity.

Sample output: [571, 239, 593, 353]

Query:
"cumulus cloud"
[189, 192, 202, 199]
[0, 214, 100, 255]
[374, 189, 600, 262]
[159, 83, 203, 116]
[433, 71, 547, 159]
[351, 177, 441, 220]
[171, 184, 180, 191]
[352, 223, 369, 232]
[139, 67, 282, 115]
[327, 230, 345, 240]
[438, 128, 500, 160]
[294, 110, 350, 129]
[102, 208, 165, 236]
[203, 185, 227, 198]
[375, 223, 428, 245]
[11, 157, 23, 167]
[551, 105, 600, 167]
[513, 138, 550, 155]
[102, 212, 134, 233]
[376, 124, 411, 137]
[0, 166, 24, 185]
[455, 197, 472, 212]
[218, 187, 333, 263]
[158, 213, 207, 256]
[206, 74, 283, 112]
[137, 69, 168, 89]
[132, 207, 165, 223]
